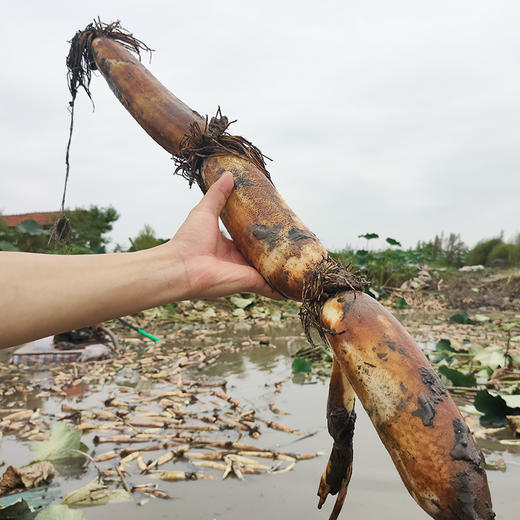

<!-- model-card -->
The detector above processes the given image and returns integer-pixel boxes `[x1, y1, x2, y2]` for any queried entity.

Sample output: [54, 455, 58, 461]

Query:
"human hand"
[167, 172, 282, 300]
[0, 172, 280, 349]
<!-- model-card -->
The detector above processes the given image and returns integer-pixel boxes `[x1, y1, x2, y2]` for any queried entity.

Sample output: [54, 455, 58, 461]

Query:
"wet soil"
[438, 269, 520, 311]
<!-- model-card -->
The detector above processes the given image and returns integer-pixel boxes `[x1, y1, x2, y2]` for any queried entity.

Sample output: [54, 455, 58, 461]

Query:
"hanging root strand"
[173, 107, 272, 190]
[300, 257, 366, 345]
[57, 19, 153, 249]
[66, 18, 153, 104]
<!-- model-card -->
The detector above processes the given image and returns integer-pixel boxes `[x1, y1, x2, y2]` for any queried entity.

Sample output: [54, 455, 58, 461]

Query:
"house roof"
[1, 211, 61, 227]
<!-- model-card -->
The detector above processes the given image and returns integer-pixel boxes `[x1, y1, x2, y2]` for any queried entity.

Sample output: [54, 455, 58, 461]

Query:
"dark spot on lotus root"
[234, 174, 254, 188]
[400, 382, 408, 394]
[323, 445, 353, 495]
[450, 418, 483, 471]
[377, 352, 388, 360]
[411, 368, 448, 427]
[252, 223, 283, 251]
[288, 227, 315, 242]
[450, 472, 477, 520]
[398, 346, 410, 357]
[341, 301, 353, 320]
[419, 366, 447, 403]
[327, 407, 356, 446]
[323, 406, 356, 494]
[412, 392, 437, 427]
[386, 340, 397, 351]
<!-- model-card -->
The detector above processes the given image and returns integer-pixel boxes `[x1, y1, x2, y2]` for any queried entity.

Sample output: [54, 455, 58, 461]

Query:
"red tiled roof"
[1, 212, 61, 227]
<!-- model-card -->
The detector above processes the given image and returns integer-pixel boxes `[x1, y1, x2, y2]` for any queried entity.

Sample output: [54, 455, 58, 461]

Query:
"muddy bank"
[439, 269, 520, 311]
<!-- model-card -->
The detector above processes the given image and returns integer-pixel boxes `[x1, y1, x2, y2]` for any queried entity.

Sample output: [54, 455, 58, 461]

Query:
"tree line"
[0, 206, 166, 255]
[1, 208, 518, 273]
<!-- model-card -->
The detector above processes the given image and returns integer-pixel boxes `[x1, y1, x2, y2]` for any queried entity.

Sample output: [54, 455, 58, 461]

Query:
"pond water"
[1, 321, 519, 519]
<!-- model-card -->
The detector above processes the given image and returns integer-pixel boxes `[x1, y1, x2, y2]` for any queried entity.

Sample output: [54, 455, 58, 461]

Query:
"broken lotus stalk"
[317, 357, 355, 520]
[65, 20, 494, 519]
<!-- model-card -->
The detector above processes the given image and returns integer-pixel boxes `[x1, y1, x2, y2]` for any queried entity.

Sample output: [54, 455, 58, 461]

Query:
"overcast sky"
[1, 1, 519, 252]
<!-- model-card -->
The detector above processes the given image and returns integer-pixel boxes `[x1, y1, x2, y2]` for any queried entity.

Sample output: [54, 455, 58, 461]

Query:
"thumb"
[197, 171, 234, 216]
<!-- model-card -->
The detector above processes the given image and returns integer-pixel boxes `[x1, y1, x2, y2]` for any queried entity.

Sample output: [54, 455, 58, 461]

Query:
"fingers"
[189, 171, 284, 301]
[256, 284, 285, 300]
[197, 171, 234, 216]
[242, 267, 284, 300]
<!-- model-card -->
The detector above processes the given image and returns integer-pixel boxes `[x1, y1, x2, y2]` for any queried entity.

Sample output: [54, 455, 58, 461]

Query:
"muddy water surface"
[1, 322, 518, 519]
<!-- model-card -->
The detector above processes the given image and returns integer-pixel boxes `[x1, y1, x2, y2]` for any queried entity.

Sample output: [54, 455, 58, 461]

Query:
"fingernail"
[223, 171, 234, 186]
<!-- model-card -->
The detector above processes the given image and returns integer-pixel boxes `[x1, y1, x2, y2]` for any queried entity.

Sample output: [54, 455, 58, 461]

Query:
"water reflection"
[53, 457, 88, 479]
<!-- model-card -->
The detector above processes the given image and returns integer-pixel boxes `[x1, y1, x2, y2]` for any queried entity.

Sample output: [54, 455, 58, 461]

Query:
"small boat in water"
[9, 326, 118, 366]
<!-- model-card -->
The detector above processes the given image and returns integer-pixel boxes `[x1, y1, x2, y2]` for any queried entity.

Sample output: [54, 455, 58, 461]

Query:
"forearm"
[0, 174, 278, 349]
[0, 246, 184, 348]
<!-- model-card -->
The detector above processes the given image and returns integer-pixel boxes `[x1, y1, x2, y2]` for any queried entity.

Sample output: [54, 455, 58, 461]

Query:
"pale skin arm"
[0, 172, 280, 348]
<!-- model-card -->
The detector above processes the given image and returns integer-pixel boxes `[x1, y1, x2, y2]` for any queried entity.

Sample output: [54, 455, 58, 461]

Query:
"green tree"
[0, 206, 119, 254]
[466, 237, 503, 266]
[513, 234, 520, 266]
[487, 242, 516, 266]
[0, 214, 20, 251]
[128, 224, 167, 251]
[0, 217, 49, 252]
[416, 233, 467, 266]
[64, 206, 119, 253]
